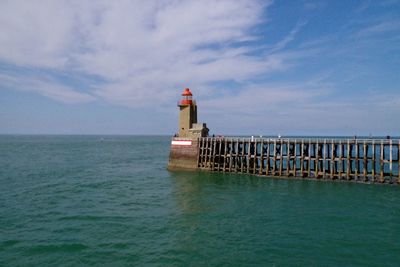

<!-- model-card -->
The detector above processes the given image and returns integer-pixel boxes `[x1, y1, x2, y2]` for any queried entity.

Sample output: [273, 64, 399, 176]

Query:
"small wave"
[0, 240, 19, 251]
[27, 243, 88, 254]
[58, 214, 129, 222]
[58, 215, 102, 221]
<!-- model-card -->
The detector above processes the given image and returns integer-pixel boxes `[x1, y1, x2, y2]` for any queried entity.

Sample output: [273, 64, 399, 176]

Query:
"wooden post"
[252, 139, 257, 174]
[218, 139, 223, 171]
[211, 138, 216, 171]
[273, 139, 277, 175]
[212, 138, 217, 171]
[231, 139, 235, 172]
[355, 140, 359, 180]
[300, 140, 304, 177]
[294, 140, 298, 177]
[202, 137, 207, 168]
[398, 140, 400, 184]
[346, 140, 351, 180]
[331, 140, 334, 179]
[266, 140, 271, 176]
[246, 139, 251, 174]
[240, 138, 245, 173]
[372, 140, 375, 181]
[236, 138, 240, 172]
[259, 139, 264, 175]
[363, 141, 367, 182]
[338, 140, 342, 179]
[315, 140, 319, 178]
[279, 139, 283, 176]
[197, 138, 202, 167]
[209, 138, 213, 169]
[286, 140, 291, 176]
[223, 139, 228, 172]
[229, 139, 234, 172]
[307, 139, 311, 178]
[208, 138, 211, 168]
[235, 139, 239, 172]
[214, 139, 219, 171]
[206, 138, 211, 168]
[322, 139, 328, 179]
[198, 137, 201, 167]
[202, 138, 206, 167]
[389, 139, 393, 181]
[380, 140, 384, 182]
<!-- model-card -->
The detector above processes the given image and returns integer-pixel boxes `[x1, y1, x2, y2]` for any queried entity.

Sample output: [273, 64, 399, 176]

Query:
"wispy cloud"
[357, 0, 400, 13]
[269, 20, 308, 53]
[0, 0, 283, 107]
[0, 71, 95, 104]
[356, 20, 400, 37]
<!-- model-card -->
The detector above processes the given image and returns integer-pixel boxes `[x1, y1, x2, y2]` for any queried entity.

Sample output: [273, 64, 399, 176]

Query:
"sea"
[1, 135, 399, 266]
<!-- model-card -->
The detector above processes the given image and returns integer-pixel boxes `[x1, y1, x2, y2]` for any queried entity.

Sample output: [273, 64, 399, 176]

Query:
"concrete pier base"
[167, 138, 199, 171]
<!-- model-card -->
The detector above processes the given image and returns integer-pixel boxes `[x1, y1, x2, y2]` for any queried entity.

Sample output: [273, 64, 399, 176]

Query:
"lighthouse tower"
[177, 88, 208, 138]
[168, 88, 209, 170]
[178, 88, 197, 137]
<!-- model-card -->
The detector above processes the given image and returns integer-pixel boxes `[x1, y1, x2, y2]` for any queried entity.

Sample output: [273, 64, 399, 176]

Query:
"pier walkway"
[197, 137, 400, 184]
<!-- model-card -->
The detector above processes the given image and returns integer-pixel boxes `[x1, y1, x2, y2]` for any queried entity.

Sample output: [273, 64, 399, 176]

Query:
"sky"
[0, 0, 399, 136]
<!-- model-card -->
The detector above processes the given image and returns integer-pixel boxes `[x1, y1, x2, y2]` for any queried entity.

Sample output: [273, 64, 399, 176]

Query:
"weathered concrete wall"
[167, 138, 199, 170]
[178, 104, 197, 138]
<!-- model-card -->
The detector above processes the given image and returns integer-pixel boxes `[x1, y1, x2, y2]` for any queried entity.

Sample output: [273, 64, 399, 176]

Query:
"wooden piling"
[321, 142, 325, 176]
[266, 140, 271, 176]
[300, 140, 304, 177]
[223, 140, 228, 172]
[293, 140, 298, 177]
[274, 141, 277, 175]
[259, 139, 264, 175]
[398, 140, 400, 184]
[372, 140, 376, 182]
[307, 141, 310, 177]
[389, 139, 393, 180]
[355, 140, 359, 179]
[253, 139, 258, 174]
[363, 141, 367, 182]
[380, 140, 384, 183]
[279, 140, 283, 176]
[346, 140, 350, 180]
[314, 140, 319, 179]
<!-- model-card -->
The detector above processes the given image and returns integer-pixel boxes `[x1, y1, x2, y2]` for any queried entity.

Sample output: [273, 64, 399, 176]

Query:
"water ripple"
[1, 136, 399, 266]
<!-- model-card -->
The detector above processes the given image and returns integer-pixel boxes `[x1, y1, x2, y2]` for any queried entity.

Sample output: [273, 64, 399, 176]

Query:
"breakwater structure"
[168, 89, 400, 184]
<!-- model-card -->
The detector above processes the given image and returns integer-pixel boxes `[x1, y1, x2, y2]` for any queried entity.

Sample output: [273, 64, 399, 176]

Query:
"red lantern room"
[180, 88, 193, 105]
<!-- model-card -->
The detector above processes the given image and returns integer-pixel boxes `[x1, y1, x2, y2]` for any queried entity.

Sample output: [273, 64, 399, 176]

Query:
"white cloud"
[1, 0, 285, 106]
[0, 0, 75, 68]
[269, 20, 308, 53]
[356, 20, 400, 37]
[0, 72, 95, 104]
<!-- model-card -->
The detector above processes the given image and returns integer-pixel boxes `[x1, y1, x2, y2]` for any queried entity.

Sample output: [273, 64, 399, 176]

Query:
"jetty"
[168, 89, 399, 184]
[197, 136, 399, 183]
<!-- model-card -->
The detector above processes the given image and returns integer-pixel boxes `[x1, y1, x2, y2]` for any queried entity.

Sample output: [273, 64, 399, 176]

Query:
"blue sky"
[0, 0, 399, 135]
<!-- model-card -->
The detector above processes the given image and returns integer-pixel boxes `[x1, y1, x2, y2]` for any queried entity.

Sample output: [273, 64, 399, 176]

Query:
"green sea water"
[1, 135, 399, 266]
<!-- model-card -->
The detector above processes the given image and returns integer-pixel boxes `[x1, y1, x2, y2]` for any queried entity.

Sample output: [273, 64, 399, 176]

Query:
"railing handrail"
[200, 136, 399, 143]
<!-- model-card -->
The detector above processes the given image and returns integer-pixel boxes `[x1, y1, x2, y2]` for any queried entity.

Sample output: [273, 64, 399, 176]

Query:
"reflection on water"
[170, 171, 272, 214]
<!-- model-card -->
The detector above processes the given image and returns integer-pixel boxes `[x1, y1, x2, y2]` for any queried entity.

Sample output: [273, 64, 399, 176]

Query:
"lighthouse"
[177, 88, 208, 139]
[168, 88, 209, 170]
